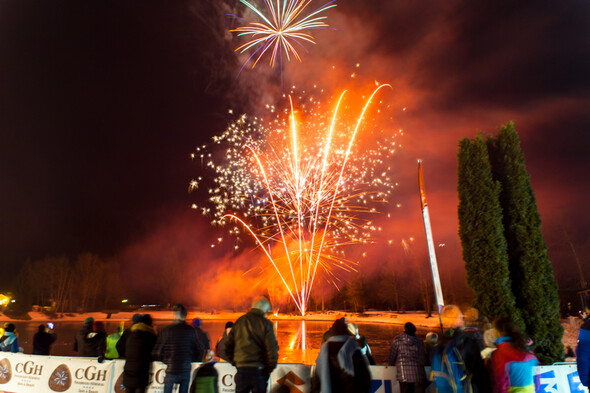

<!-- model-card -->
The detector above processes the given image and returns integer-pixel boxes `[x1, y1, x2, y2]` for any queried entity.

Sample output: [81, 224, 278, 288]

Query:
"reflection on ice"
[288, 320, 306, 351]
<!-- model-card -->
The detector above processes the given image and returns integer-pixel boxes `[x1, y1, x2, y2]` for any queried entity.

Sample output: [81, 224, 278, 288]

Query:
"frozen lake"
[9, 319, 433, 365]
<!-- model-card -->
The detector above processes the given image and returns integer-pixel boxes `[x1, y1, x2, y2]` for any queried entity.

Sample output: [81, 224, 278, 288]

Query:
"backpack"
[431, 334, 473, 393]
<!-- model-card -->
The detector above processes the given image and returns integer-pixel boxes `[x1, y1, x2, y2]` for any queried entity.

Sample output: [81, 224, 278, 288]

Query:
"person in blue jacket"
[577, 306, 590, 387]
[0, 323, 22, 353]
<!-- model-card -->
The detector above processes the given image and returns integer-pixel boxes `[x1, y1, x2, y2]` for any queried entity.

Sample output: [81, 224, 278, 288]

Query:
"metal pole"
[418, 161, 445, 333]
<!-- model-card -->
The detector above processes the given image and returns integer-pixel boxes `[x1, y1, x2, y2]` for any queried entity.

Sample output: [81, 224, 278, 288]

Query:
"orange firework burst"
[193, 85, 398, 315]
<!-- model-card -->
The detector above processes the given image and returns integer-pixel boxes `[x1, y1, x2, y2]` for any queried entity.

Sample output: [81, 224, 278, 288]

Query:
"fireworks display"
[231, 0, 336, 70]
[192, 85, 400, 315]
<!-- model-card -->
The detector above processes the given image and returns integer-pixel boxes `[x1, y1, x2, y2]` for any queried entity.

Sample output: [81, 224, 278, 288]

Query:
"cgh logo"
[74, 365, 108, 381]
[16, 360, 43, 375]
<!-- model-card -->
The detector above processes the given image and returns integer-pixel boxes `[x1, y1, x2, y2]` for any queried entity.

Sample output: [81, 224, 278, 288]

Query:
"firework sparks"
[193, 85, 399, 315]
[231, 0, 336, 70]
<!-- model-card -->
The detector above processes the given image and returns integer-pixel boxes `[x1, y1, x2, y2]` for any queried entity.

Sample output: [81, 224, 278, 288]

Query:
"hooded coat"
[0, 332, 20, 353]
[117, 322, 158, 388]
[312, 335, 371, 393]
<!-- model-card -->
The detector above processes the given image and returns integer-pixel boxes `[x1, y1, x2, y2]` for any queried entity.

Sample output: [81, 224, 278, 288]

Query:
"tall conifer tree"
[457, 136, 521, 322]
[488, 122, 564, 364]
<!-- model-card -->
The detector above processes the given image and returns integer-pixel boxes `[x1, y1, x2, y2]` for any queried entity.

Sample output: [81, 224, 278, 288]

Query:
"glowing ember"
[231, 0, 336, 70]
[193, 85, 398, 315]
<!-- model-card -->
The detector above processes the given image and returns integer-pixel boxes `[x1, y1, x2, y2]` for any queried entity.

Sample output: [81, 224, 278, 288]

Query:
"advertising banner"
[110, 360, 169, 393]
[1, 352, 588, 393]
[369, 365, 398, 393]
[0, 353, 114, 393]
[535, 364, 588, 393]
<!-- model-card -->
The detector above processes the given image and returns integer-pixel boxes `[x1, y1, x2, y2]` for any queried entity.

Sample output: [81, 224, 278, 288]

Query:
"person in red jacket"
[490, 317, 538, 393]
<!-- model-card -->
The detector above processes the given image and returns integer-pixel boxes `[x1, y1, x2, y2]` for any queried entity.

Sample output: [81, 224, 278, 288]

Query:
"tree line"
[13, 253, 124, 314]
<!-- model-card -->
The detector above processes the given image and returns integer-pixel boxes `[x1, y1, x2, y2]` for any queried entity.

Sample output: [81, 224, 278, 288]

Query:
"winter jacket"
[224, 308, 279, 372]
[195, 327, 211, 353]
[33, 331, 57, 355]
[117, 322, 158, 388]
[577, 318, 590, 387]
[311, 335, 371, 393]
[86, 329, 107, 357]
[490, 337, 539, 393]
[152, 321, 203, 375]
[216, 330, 231, 361]
[0, 332, 20, 353]
[388, 332, 427, 383]
[73, 324, 94, 356]
[105, 330, 122, 359]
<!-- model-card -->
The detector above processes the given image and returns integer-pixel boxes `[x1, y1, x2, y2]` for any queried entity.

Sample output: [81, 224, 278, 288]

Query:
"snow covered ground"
[1, 309, 444, 328]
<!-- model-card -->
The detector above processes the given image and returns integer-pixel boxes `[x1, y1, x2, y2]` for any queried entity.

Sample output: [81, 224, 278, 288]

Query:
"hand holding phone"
[47, 322, 54, 329]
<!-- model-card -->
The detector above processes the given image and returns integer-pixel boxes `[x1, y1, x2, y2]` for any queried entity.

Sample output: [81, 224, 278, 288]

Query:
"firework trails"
[193, 85, 398, 315]
[231, 0, 336, 70]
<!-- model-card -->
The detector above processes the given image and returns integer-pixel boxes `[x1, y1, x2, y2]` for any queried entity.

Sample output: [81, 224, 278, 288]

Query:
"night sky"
[1, 0, 589, 299]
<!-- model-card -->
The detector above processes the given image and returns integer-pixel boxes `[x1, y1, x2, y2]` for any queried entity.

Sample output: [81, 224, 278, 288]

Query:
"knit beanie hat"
[192, 317, 202, 328]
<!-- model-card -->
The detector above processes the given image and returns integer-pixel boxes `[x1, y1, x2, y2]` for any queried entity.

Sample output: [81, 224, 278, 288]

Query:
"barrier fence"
[0, 352, 587, 393]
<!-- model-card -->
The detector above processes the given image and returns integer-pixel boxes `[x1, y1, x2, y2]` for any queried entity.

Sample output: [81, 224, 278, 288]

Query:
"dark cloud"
[416, 1, 590, 110]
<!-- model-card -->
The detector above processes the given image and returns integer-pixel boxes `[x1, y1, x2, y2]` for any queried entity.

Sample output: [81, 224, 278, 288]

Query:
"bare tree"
[377, 270, 402, 312]
[417, 261, 433, 317]
[44, 256, 73, 313]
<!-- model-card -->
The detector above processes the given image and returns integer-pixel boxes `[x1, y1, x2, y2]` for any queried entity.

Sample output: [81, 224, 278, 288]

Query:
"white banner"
[534, 364, 588, 393]
[0, 353, 587, 393]
[0, 352, 114, 393]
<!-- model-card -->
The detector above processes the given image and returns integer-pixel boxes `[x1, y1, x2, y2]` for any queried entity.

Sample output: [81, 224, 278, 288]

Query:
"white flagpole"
[418, 160, 445, 316]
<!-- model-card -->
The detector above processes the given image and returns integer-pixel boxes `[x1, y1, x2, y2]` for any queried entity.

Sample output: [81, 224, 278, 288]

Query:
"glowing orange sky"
[1, 1, 588, 301]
